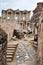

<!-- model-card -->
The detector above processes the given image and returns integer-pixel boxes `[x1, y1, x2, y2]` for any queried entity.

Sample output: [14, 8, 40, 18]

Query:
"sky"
[0, 0, 43, 16]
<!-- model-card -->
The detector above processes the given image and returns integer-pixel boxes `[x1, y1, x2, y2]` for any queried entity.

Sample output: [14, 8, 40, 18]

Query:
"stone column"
[19, 11, 21, 22]
[22, 22, 23, 31]
[26, 22, 27, 30]
[38, 20, 43, 65]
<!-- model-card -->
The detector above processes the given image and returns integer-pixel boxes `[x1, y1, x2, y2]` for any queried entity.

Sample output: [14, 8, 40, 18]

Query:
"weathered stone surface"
[15, 42, 37, 65]
[0, 9, 31, 41]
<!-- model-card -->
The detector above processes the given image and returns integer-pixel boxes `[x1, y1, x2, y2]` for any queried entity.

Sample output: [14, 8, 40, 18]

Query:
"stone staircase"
[6, 43, 18, 62]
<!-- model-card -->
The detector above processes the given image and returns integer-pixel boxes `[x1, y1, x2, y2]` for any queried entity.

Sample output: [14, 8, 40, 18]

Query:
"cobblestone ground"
[14, 42, 37, 65]
[7, 36, 38, 65]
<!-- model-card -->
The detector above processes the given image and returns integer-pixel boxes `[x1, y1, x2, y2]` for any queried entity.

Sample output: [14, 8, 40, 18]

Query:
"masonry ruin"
[0, 9, 31, 40]
[0, 1, 43, 65]
[31, 2, 43, 65]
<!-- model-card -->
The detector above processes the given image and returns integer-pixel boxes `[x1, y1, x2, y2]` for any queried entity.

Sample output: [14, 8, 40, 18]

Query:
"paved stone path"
[7, 36, 38, 65]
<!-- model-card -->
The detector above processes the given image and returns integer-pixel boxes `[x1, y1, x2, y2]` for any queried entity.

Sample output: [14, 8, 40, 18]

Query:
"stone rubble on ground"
[14, 42, 38, 65]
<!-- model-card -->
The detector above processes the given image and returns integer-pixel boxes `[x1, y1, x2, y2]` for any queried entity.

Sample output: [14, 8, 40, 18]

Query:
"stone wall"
[31, 2, 43, 65]
[0, 9, 30, 40]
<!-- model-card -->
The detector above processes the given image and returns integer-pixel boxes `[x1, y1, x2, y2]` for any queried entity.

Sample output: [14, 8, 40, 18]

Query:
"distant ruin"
[0, 9, 30, 40]
[0, 2, 43, 65]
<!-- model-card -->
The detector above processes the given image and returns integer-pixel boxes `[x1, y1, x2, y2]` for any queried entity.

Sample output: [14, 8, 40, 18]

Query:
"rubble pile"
[15, 42, 38, 65]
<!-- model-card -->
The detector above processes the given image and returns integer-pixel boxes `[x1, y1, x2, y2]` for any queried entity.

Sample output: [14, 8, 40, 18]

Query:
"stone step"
[7, 47, 15, 50]
[6, 50, 15, 53]
[6, 49, 15, 51]
[7, 52, 14, 55]
[7, 46, 17, 48]
[6, 58, 13, 62]
[7, 44, 18, 47]
[6, 55, 13, 58]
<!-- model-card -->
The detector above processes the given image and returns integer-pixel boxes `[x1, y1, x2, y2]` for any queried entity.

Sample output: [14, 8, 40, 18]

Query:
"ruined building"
[0, 9, 30, 40]
[31, 2, 43, 65]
